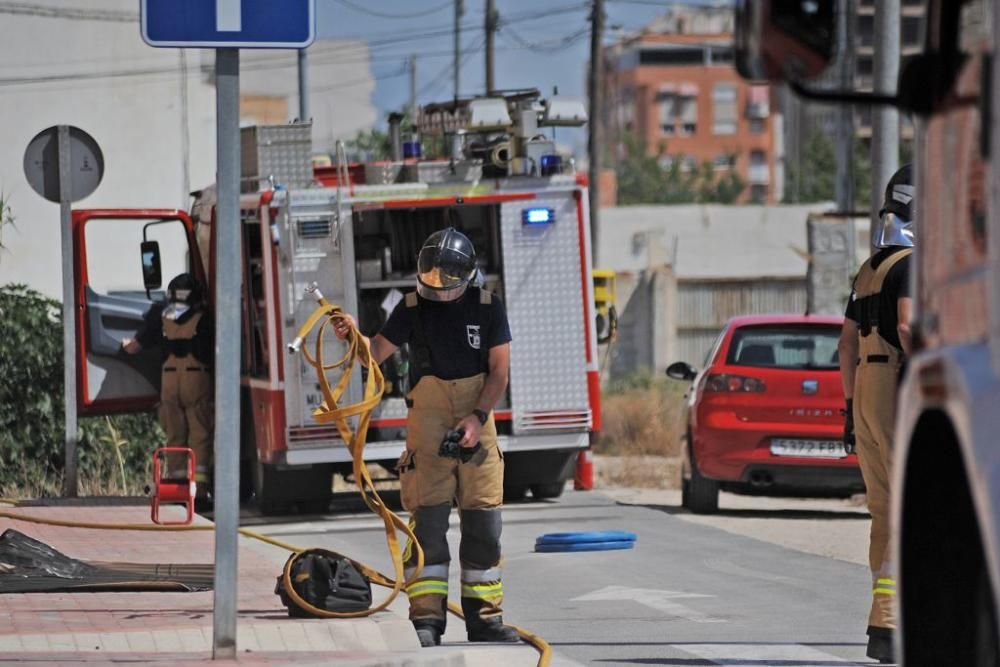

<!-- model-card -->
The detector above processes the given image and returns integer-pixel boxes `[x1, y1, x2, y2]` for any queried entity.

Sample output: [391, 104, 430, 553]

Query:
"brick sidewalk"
[0, 504, 421, 662]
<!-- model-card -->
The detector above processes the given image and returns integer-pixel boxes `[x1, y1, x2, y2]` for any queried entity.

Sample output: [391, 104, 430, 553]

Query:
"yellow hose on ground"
[0, 294, 551, 666]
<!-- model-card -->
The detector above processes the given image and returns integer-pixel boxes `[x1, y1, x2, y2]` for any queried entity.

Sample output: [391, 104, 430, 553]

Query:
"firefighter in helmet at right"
[122, 273, 215, 504]
[837, 164, 914, 664]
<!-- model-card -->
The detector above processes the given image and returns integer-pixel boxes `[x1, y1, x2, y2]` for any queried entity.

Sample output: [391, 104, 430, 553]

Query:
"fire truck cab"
[72, 90, 601, 515]
[734, 1, 1000, 663]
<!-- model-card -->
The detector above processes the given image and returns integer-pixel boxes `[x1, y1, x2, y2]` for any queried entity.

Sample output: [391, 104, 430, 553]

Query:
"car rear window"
[726, 325, 841, 370]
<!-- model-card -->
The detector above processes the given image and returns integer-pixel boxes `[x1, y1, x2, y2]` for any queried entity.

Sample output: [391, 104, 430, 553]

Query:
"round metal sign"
[23, 125, 104, 203]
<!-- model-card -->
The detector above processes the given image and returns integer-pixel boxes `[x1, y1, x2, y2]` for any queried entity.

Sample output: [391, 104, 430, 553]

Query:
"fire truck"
[734, 1, 1000, 663]
[72, 90, 601, 515]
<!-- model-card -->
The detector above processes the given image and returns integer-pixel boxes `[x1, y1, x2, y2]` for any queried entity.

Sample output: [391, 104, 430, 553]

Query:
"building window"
[858, 15, 874, 47]
[749, 118, 765, 134]
[709, 47, 733, 65]
[712, 83, 738, 135]
[639, 47, 705, 66]
[748, 150, 769, 186]
[677, 94, 698, 135]
[713, 154, 736, 170]
[902, 15, 924, 46]
[659, 93, 675, 136]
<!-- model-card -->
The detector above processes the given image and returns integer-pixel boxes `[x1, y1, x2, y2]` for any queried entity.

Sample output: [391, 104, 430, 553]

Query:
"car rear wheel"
[685, 453, 719, 514]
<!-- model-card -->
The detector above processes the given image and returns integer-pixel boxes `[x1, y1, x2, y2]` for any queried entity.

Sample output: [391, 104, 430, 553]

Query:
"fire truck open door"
[71, 209, 202, 415]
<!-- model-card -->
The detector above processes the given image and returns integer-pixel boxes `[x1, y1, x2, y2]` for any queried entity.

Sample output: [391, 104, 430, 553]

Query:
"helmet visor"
[874, 211, 915, 248]
[417, 246, 474, 290]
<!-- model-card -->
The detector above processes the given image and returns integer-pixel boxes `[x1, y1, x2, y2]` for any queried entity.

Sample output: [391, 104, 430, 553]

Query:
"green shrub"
[0, 284, 159, 497]
[597, 371, 686, 458]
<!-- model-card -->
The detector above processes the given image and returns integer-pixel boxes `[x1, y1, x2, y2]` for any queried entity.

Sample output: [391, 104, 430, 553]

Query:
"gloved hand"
[841, 398, 856, 455]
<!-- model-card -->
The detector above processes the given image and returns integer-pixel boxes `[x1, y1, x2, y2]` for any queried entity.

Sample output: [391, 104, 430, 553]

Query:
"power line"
[417, 36, 485, 99]
[0, 1, 136, 21]
[331, 0, 453, 20]
[499, 25, 590, 53]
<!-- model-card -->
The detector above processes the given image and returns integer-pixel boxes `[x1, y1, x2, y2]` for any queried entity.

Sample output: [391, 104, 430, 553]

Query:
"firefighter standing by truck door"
[123, 273, 215, 505]
[837, 165, 914, 664]
[334, 227, 520, 648]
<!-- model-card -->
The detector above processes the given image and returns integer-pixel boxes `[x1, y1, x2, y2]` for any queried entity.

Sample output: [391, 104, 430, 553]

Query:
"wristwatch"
[472, 408, 489, 425]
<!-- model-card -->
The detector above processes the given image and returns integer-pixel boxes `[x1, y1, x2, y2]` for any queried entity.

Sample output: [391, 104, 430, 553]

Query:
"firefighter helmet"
[874, 163, 915, 249]
[167, 273, 202, 305]
[416, 228, 477, 302]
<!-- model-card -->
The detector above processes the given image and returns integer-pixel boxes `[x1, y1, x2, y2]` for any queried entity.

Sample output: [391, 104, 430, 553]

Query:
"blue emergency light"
[522, 207, 555, 226]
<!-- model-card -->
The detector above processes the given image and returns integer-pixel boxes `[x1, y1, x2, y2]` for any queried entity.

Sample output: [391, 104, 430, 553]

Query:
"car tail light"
[705, 374, 766, 393]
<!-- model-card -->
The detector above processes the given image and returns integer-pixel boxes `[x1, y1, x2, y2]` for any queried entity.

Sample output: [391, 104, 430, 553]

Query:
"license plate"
[770, 438, 847, 459]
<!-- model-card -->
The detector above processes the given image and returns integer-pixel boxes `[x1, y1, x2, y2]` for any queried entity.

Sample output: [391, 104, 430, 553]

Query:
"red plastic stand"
[151, 446, 196, 525]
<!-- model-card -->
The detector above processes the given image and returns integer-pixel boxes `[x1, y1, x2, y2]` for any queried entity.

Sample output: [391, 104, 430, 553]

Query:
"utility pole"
[833, 0, 854, 212]
[485, 0, 497, 94]
[297, 48, 309, 121]
[454, 0, 464, 102]
[870, 0, 900, 243]
[587, 0, 604, 263]
[409, 55, 417, 123]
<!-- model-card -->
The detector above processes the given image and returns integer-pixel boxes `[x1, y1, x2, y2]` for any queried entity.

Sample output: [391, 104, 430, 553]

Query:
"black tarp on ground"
[0, 529, 213, 593]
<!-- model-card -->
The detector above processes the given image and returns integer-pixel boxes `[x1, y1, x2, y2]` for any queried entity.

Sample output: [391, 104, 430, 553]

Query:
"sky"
[314, 0, 678, 130]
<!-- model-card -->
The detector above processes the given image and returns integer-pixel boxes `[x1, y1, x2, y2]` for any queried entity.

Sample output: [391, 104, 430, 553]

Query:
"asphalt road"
[251, 488, 885, 666]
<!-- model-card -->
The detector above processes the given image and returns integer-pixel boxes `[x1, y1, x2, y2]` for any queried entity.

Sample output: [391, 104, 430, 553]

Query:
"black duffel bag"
[275, 548, 372, 618]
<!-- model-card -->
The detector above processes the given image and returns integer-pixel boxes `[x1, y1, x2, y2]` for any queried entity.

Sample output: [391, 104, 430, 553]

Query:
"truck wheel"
[254, 462, 332, 516]
[503, 484, 529, 502]
[686, 454, 719, 514]
[530, 481, 565, 500]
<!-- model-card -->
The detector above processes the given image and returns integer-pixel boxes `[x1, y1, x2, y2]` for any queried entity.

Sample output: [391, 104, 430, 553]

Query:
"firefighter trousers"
[853, 331, 902, 631]
[397, 373, 505, 632]
[159, 359, 214, 484]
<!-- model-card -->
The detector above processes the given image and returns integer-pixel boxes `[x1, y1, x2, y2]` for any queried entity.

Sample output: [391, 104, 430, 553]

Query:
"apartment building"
[603, 7, 778, 203]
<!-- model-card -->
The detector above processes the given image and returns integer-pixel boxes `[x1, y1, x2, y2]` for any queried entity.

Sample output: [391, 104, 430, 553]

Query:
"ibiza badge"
[466, 325, 481, 350]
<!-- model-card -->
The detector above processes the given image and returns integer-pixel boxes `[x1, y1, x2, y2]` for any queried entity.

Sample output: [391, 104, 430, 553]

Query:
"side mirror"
[140, 241, 162, 291]
[734, 0, 835, 83]
[666, 361, 698, 382]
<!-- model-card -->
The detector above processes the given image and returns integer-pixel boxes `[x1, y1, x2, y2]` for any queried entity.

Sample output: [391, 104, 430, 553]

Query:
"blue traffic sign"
[141, 0, 315, 49]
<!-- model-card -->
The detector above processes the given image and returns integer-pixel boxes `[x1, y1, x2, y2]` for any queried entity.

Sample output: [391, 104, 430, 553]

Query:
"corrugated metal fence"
[675, 278, 808, 364]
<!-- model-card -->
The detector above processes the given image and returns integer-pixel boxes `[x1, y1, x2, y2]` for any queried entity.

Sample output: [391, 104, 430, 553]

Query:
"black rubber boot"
[467, 618, 520, 643]
[413, 621, 443, 647]
[866, 626, 895, 663]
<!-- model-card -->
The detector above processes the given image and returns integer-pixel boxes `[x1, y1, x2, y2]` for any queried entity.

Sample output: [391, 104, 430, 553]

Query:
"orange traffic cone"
[574, 449, 594, 491]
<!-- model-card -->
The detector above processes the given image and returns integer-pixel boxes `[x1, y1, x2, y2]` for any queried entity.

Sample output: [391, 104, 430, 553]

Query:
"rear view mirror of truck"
[734, 0, 836, 83]
[140, 241, 162, 290]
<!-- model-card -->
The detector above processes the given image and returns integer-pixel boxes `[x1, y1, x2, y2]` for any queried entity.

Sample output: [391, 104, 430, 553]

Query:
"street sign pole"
[212, 47, 240, 660]
[57, 126, 78, 497]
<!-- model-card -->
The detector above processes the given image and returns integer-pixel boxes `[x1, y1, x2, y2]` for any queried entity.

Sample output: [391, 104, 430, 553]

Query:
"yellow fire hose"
[0, 289, 551, 666]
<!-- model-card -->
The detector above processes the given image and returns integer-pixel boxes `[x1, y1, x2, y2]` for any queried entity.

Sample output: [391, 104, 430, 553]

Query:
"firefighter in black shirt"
[123, 273, 214, 499]
[334, 228, 519, 648]
[838, 165, 914, 663]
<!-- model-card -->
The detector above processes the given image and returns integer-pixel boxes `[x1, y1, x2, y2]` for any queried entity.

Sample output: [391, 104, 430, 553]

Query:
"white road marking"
[678, 643, 867, 665]
[571, 585, 725, 623]
[216, 0, 241, 31]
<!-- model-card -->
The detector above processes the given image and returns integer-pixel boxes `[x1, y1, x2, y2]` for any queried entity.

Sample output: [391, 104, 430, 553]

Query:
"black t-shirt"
[380, 287, 512, 381]
[136, 304, 214, 366]
[844, 246, 911, 350]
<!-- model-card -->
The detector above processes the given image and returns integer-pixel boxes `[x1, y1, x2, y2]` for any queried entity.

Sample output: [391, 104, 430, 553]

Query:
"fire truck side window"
[242, 221, 268, 378]
[84, 219, 189, 300]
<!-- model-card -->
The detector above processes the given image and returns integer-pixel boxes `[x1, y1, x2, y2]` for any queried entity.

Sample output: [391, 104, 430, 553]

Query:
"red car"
[667, 314, 862, 514]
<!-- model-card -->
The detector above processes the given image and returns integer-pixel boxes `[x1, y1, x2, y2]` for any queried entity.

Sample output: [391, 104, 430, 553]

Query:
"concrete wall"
[0, 1, 217, 299]
[598, 204, 827, 379]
